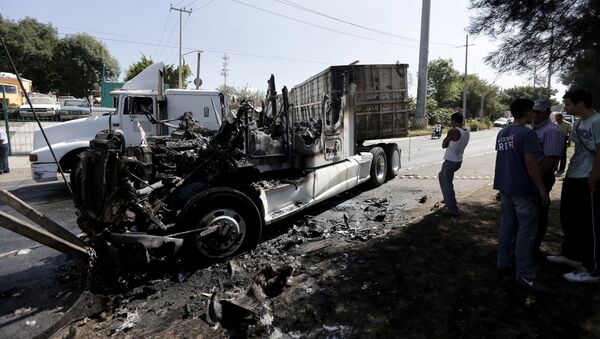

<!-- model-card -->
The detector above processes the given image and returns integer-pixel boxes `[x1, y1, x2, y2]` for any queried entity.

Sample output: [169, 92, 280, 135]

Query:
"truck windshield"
[0, 84, 17, 94]
[124, 97, 154, 115]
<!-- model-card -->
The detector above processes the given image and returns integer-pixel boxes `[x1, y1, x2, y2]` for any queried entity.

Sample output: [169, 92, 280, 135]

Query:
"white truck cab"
[29, 63, 225, 182]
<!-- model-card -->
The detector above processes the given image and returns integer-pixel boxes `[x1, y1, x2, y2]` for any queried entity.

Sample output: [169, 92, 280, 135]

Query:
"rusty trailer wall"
[289, 64, 409, 143]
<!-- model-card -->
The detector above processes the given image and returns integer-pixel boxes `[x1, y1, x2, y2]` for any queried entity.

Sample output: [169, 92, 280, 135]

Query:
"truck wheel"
[384, 144, 400, 180]
[369, 147, 387, 187]
[177, 188, 262, 260]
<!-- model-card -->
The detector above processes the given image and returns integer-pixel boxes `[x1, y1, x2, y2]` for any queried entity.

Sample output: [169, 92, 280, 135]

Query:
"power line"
[270, 0, 456, 47]
[56, 31, 333, 65]
[193, 0, 217, 10]
[158, 11, 180, 60]
[273, 0, 417, 42]
[232, 0, 419, 48]
[154, 10, 172, 57]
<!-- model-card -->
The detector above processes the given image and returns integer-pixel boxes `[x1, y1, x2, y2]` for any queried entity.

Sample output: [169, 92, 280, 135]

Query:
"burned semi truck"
[72, 64, 409, 263]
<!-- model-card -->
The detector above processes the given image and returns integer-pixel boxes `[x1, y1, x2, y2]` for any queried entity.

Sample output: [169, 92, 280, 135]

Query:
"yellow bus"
[0, 72, 32, 114]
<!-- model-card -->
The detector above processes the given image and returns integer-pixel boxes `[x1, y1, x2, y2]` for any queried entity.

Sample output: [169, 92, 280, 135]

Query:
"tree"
[427, 58, 461, 107]
[235, 84, 265, 105]
[468, 0, 600, 108]
[461, 74, 504, 120]
[52, 34, 119, 97]
[499, 86, 558, 109]
[216, 84, 235, 98]
[162, 64, 191, 89]
[124, 54, 153, 81]
[215, 84, 265, 110]
[562, 48, 600, 108]
[0, 16, 59, 93]
[125, 56, 191, 89]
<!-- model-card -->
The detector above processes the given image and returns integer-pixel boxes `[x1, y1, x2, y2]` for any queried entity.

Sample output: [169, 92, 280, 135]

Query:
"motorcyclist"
[432, 121, 443, 139]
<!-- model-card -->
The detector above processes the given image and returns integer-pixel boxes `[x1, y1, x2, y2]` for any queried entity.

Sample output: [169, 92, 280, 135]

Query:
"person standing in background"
[554, 113, 573, 176]
[0, 127, 9, 174]
[530, 100, 564, 259]
[438, 112, 470, 216]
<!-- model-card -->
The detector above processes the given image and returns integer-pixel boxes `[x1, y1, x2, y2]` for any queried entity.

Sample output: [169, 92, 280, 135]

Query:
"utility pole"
[462, 35, 469, 117]
[170, 5, 192, 89]
[221, 53, 230, 86]
[546, 26, 554, 99]
[415, 0, 431, 125]
[533, 65, 537, 97]
[479, 93, 486, 121]
[456, 35, 474, 117]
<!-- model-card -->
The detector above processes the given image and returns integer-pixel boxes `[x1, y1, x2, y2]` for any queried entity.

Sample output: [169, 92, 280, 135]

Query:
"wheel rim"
[194, 208, 246, 258]
[376, 154, 386, 181]
[390, 149, 400, 173]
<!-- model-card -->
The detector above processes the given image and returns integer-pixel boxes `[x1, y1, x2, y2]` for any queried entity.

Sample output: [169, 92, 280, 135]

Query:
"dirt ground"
[44, 178, 600, 339]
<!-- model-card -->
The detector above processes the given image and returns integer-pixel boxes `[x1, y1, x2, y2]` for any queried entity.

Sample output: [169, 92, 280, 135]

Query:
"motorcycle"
[431, 123, 442, 139]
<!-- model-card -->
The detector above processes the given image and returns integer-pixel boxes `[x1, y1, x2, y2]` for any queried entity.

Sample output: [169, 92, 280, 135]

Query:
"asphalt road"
[0, 127, 501, 338]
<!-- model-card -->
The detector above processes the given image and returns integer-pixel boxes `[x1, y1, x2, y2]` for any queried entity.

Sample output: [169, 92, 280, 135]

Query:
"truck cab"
[29, 63, 225, 182]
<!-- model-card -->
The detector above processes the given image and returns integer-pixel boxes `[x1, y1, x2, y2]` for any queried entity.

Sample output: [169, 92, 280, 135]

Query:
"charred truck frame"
[72, 64, 409, 263]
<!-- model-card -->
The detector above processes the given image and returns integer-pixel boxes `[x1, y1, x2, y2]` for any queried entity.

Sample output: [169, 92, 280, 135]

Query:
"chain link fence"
[2, 111, 61, 155]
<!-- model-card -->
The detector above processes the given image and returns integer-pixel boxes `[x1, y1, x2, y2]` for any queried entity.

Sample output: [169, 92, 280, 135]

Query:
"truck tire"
[384, 144, 400, 180]
[369, 147, 387, 187]
[177, 188, 262, 260]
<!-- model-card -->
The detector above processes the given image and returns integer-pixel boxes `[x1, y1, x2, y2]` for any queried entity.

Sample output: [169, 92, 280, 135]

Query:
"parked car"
[59, 99, 93, 120]
[18, 95, 61, 120]
[563, 114, 575, 125]
[551, 112, 576, 125]
[58, 95, 76, 106]
[493, 117, 509, 127]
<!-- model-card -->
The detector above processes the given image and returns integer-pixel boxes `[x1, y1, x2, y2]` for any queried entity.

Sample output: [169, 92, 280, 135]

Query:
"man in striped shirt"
[531, 100, 565, 259]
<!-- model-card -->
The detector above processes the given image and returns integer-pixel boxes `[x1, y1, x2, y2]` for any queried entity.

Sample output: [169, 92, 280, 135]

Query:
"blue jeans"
[497, 192, 539, 279]
[438, 160, 462, 214]
[0, 143, 8, 172]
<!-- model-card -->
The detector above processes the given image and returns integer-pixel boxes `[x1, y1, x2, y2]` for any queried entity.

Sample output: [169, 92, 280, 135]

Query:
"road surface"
[0, 127, 502, 338]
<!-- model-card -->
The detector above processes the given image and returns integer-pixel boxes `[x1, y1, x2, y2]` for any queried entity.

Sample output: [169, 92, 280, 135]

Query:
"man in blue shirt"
[495, 98, 551, 293]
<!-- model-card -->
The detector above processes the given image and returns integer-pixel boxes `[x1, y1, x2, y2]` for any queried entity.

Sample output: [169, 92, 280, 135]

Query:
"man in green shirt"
[554, 113, 573, 175]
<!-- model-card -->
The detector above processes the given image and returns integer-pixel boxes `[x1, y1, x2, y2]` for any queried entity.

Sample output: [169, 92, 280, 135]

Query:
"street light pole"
[195, 51, 203, 89]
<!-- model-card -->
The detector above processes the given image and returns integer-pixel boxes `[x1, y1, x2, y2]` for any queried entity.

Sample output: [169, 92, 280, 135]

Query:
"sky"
[3, 0, 566, 99]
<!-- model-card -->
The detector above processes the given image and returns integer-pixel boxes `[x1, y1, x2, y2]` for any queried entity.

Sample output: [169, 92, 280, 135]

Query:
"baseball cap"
[533, 99, 551, 112]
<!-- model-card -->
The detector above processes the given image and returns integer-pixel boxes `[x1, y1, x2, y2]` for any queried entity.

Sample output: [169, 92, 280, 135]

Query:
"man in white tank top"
[438, 113, 470, 216]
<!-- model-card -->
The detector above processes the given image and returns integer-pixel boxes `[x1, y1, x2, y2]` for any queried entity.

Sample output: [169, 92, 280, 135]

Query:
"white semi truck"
[29, 63, 225, 182]
[71, 63, 410, 264]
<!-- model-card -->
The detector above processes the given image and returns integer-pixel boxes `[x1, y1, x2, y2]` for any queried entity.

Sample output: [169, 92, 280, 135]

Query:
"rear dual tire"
[368, 144, 400, 187]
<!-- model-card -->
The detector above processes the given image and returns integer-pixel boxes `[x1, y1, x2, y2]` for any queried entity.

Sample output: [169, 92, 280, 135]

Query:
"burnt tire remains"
[177, 188, 262, 260]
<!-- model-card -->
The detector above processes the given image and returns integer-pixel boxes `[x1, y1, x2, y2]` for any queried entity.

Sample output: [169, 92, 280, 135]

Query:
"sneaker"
[546, 255, 582, 268]
[563, 271, 600, 283]
[515, 276, 557, 294]
[440, 207, 460, 217]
